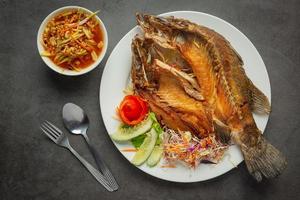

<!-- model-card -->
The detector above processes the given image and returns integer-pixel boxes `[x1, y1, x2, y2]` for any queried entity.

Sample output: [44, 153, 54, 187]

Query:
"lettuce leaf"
[131, 134, 147, 148]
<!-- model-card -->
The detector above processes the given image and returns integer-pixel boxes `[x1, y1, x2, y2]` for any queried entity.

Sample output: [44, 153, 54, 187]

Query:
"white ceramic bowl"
[37, 6, 108, 76]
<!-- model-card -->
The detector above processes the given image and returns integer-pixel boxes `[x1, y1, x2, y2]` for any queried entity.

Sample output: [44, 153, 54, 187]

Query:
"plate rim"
[99, 10, 271, 183]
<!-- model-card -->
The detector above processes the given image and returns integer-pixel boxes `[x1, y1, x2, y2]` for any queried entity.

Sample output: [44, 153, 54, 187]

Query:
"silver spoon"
[62, 103, 118, 190]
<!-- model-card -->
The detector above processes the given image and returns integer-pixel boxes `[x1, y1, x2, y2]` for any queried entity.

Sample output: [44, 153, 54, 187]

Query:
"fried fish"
[133, 13, 286, 181]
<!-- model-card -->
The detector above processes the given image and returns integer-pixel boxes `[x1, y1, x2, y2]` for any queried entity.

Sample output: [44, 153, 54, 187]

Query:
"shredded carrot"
[161, 164, 177, 168]
[121, 148, 138, 152]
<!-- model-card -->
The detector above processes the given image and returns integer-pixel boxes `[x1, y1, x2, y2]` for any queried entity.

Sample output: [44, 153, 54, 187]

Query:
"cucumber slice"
[147, 146, 163, 167]
[111, 116, 153, 142]
[131, 128, 157, 166]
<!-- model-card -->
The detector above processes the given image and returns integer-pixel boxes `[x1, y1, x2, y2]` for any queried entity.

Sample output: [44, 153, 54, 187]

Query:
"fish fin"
[248, 81, 271, 114]
[241, 135, 287, 181]
[213, 118, 232, 144]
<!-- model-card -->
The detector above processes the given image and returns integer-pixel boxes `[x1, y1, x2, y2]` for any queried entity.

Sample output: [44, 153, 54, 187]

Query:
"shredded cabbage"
[163, 128, 228, 168]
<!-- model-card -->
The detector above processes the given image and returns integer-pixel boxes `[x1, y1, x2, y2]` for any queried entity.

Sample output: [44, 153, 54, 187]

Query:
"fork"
[40, 121, 115, 192]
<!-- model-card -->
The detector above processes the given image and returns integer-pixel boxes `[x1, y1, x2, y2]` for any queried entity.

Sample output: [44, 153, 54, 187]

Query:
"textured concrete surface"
[0, 0, 299, 199]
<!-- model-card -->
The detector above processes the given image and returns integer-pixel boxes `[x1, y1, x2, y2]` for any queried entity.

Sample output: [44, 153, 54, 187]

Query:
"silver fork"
[40, 121, 115, 192]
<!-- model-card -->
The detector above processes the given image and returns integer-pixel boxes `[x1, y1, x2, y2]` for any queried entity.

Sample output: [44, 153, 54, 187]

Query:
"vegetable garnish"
[163, 129, 228, 168]
[121, 148, 138, 152]
[111, 114, 152, 142]
[111, 110, 163, 167]
[160, 164, 176, 168]
[131, 128, 158, 166]
[149, 112, 163, 146]
[131, 134, 147, 148]
[118, 95, 149, 125]
[41, 9, 104, 70]
[130, 112, 162, 148]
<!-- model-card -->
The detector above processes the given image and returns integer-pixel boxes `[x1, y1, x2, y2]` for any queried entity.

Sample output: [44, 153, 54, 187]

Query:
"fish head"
[136, 13, 195, 56]
[136, 13, 171, 36]
[136, 14, 182, 45]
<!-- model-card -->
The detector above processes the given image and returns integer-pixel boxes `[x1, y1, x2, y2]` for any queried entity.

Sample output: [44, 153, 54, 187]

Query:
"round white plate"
[99, 11, 271, 182]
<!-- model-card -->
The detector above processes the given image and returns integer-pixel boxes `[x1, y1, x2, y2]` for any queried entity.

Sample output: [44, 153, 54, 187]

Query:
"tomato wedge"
[118, 95, 149, 125]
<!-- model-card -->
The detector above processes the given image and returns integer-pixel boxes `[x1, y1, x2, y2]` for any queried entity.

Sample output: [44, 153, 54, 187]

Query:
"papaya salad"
[40, 9, 104, 71]
[111, 94, 228, 168]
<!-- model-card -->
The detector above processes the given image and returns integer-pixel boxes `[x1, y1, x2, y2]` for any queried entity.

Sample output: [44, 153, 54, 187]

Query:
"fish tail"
[240, 133, 287, 181]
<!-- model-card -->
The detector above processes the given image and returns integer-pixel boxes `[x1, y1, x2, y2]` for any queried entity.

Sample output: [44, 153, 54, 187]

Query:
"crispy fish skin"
[131, 36, 212, 138]
[136, 13, 286, 181]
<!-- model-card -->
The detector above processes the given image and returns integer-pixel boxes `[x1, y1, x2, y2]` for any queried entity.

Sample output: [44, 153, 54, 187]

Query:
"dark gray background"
[1, 0, 299, 199]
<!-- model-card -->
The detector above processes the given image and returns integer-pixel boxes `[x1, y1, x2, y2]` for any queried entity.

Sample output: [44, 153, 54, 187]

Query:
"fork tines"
[40, 121, 63, 143]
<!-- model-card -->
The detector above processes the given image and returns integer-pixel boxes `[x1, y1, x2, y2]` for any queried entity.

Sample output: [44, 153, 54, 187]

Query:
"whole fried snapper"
[132, 13, 286, 181]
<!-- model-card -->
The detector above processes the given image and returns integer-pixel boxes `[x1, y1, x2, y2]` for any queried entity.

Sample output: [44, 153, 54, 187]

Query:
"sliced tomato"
[118, 95, 149, 125]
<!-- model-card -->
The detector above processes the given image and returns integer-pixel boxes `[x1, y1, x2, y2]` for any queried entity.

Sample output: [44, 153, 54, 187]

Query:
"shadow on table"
[43, 67, 93, 91]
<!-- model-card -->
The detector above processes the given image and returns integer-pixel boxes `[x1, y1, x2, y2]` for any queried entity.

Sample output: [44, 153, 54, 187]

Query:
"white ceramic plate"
[99, 11, 271, 182]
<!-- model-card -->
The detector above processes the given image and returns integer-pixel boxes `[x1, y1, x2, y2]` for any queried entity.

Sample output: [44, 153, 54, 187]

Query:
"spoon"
[62, 103, 118, 190]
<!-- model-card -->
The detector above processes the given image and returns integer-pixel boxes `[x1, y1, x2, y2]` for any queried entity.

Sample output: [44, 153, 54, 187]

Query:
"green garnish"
[130, 112, 163, 148]
[131, 134, 147, 148]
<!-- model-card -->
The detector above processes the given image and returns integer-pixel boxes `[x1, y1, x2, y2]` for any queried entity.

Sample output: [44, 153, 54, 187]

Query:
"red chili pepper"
[118, 95, 149, 125]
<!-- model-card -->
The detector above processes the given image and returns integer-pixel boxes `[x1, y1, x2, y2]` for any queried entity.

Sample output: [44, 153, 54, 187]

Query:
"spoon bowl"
[63, 103, 89, 135]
